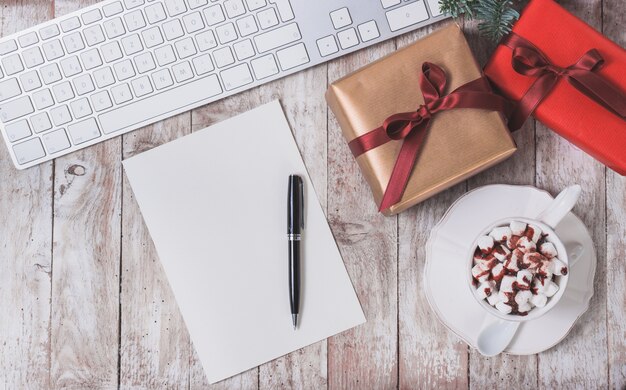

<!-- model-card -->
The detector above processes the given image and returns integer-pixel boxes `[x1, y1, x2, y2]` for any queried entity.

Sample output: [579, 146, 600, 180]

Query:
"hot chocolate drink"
[471, 220, 568, 316]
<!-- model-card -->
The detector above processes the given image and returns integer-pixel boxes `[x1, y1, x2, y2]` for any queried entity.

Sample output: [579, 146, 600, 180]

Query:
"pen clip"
[299, 177, 304, 229]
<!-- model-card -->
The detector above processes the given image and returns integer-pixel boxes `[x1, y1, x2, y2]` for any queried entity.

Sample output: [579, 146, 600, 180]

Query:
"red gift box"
[484, 0, 626, 174]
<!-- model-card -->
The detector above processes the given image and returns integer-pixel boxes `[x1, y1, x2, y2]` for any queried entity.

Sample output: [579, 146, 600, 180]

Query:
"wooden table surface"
[1, 0, 624, 388]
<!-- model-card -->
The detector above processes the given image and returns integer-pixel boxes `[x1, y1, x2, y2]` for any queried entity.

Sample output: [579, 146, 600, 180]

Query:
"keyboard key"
[103, 1, 124, 17]
[0, 40, 18, 55]
[67, 118, 100, 144]
[60, 16, 81, 32]
[18, 32, 39, 48]
[13, 138, 45, 164]
[2, 54, 24, 76]
[337, 27, 359, 49]
[32, 89, 54, 110]
[60, 56, 83, 77]
[134, 52, 156, 73]
[121, 34, 144, 55]
[164, 0, 187, 16]
[0, 78, 21, 103]
[50, 105, 72, 126]
[195, 30, 217, 51]
[73, 74, 95, 95]
[154, 45, 177, 66]
[111, 83, 133, 104]
[426, 0, 443, 16]
[42, 129, 71, 154]
[30, 112, 52, 133]
[203, 5, 225, 26]
[251, 54, 278, 79]
[246, 0, 266, 11]
[269, 0, 294, 21]
[316, 35, 338, 57]
[236, 15, 258, 37]
[131, 76, 154, 97]
[221, 63, 253, 90]
[22, 47, 45, 68]
[276, 42, 308, 70]
[81, 49, 103, 70]
[188, 0, 208, 9]
[175, 37, 197, 59]
[257, 8, 279, 29]
[386, 1, 429, 32]
[93, 67, 116, 88]
[82, 9, 103, 25]
[145, 3, 167, 24]
[163, 19, 185, 40]
[213, 47, 235, 68]
[39, 25, 60, 40]
[216, 23, 237, 44]
[62, 32, 85, 53]
[172, 61, 194, 82]
[358, 20, 380, 42]
[101, 41, 124, 62]
[5, 120, 31, 142]
[99, 74, 222, 133]
[380, 0, 401, 8]
[114, 60, 136, 81]
[91, 91, 113, 111]
[142, 26, 165, 48]
[151, 69, 174, 90]
[124, 9, 147, 32]
[42, 39, 65, 61]
[330, 8, 352, 29]
[70, 98, 93, 119]
[233, 39, 255, 60]
[104, 17, 126, 39]
[124, 0, 145, 9]
[224, 0, 246, 18]
[52, 81, 75, 103]
[183, 12, 205, 33]
[20, 71, 42, 92]
[0, 96, 35, 123]
[192, 54, 214, 75]
[254, 23, 301, 53]
[84, 25, 106, 46]
[41, 64, 62, 85]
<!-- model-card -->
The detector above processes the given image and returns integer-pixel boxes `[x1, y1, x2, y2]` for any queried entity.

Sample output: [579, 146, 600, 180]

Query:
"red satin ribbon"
[348, 62, 513, 213]
[502, 33, 626, 130]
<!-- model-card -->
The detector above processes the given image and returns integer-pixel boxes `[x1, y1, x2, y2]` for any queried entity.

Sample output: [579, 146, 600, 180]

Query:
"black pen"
[288, 175, 304, 330]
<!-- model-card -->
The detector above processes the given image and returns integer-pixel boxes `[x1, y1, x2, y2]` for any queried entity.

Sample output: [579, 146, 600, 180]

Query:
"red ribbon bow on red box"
[502, 33, 626, 130]
[348, 62, 512, 212]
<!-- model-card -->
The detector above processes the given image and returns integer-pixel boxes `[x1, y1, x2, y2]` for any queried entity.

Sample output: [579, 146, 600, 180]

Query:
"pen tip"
[292, 314, 298, 330]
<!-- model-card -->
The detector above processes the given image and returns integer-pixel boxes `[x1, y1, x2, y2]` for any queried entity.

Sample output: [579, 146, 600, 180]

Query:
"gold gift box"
[326, 24, 517, 215]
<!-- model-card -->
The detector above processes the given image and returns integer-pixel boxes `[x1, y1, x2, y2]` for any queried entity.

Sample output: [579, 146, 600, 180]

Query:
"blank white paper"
[123, 100, 365, 383]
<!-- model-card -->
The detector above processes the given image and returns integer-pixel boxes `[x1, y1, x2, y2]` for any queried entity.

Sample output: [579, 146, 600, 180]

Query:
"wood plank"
[0, 2, 53, 388]
[119, 115, 192, 389]
[326, 41, 398, 390]
[535, 1, 607, 387]
[602, 0, 626, 387]
[394, 21, 470, 390]
[50, 1, 122, 387]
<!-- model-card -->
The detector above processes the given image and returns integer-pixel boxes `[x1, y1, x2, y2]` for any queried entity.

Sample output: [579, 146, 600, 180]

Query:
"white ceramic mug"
[467, 185, 582, 355]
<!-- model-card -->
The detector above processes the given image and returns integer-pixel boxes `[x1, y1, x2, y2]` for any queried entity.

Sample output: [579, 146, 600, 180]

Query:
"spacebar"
[99, 75, 222, 134]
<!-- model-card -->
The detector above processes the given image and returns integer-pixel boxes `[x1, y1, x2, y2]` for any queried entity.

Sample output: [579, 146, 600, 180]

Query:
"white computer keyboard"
[0, 0, 447, 169]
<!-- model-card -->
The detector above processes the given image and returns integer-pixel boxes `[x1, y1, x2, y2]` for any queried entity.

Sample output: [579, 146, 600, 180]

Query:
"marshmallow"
[475, 281, 495, 300]
[487, 289, 501, 305]
[526, 224, 543, 243]
[489, 226, 513, 243]
[516, 270, 533, 289]
[530, 293, 548, 308]
[518, 302, 532, 313]
[544, 281, 560, 297]
[495, 301, 513, 314]
[522, 252, 545, 270]
[500, 275, 517, 293]
[510, 221, 527, 236]
[493, 245, 511, 262]
[539, 242, 558, 258]
[515, 290, 533, 305]
[538, 262, 553, 280]
[491, 263, 506, 281]
[506, 235, 521, 250]
[516, 236, 537, 253]
[477, 235, 495, 253]
[550, 258, 568, 276]
[472, 263, 490, 282]
[533, 278, 549, 294]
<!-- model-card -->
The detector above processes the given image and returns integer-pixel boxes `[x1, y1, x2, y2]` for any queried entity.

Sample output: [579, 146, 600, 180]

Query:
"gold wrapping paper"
[326, 24, 517, 215]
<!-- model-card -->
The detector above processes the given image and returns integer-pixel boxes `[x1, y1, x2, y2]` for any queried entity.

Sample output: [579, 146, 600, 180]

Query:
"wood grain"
[0, 3, 53, 388]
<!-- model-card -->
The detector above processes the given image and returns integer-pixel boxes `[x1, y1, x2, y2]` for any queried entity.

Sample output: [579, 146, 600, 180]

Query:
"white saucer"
[423, 185, 596, 355]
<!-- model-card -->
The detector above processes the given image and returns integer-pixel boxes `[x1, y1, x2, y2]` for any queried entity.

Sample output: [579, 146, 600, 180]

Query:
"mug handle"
[536, 185, 581, 229]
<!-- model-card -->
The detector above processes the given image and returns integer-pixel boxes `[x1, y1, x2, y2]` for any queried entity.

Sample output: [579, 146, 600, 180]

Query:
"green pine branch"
[439, 0, 520, 41]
